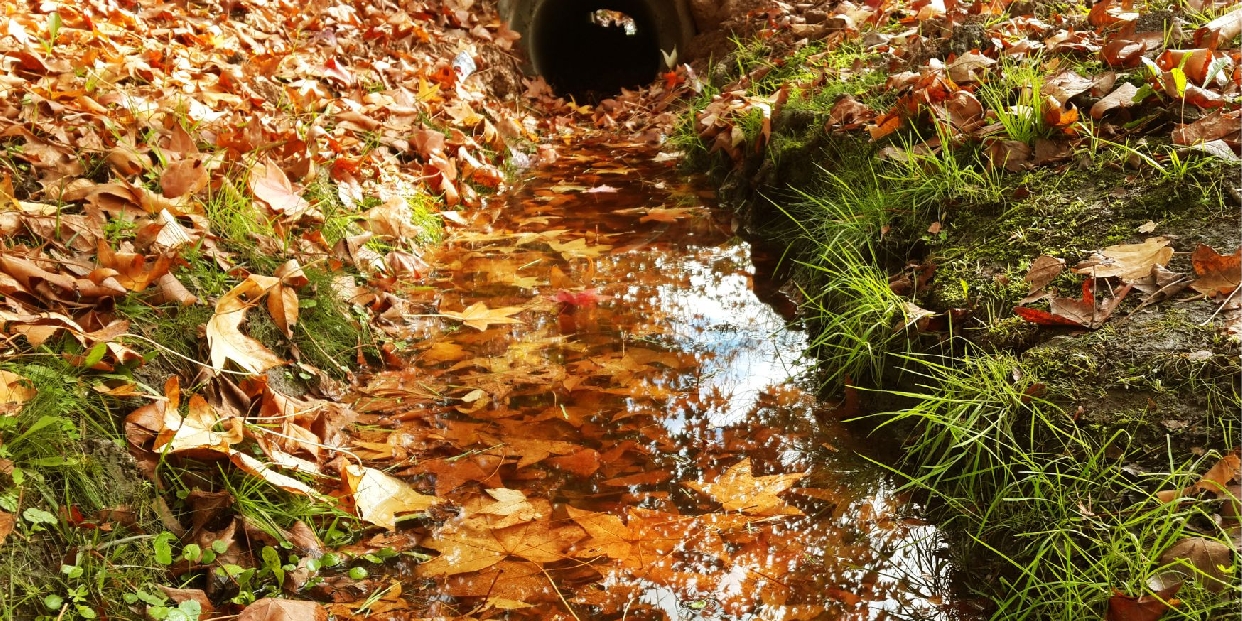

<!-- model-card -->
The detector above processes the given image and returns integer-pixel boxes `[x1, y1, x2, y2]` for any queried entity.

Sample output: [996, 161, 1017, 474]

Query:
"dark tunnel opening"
[530, 0, 664, 101]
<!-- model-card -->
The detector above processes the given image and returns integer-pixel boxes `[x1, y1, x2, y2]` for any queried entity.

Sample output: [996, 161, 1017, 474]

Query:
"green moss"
[0, 360, 165, 621]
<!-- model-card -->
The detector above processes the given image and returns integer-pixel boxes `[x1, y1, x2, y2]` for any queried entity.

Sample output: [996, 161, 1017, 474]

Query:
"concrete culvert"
[501, 0, 696, 100]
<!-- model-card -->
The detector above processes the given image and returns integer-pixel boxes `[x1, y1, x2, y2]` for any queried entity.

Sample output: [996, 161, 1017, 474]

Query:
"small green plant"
[39, 13, 62, 55]
[884, 123, 1005, 208]
[979, 56, 1048, 144]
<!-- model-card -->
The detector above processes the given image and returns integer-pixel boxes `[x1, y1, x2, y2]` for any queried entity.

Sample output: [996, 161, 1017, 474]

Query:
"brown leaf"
[440, 302, 525, 331]
[685, 458, 806, 516]
[1107, 584, 1181, 621]
[106, 148, 147, 177]
[945, 90, 985, 129]
[0, 369, 36, 416]
[1160, 537, 1233, 592]
[1025, 255, 1065, 293]
[160, 157, 209, 199]
[1191, 453, 1241, 495]
[416, 513, 584, 576]
[826, 95, 875, 129]
[1189, 245, 1241, 296]
[1157, 49, 1220, 85]
[1041, 70, 1095, 107]
[1091, 83, 1141, 119]
[155, 273, 197, 306]
[0, 509, 12, 543]
[946, 51, 995, 84]
[249, 159, 310, 219]
[266, 284, 299, 338]
[239, 598, 326, 621]
[206, 275, 284, 374]
[1172, 109, 1241, 145]
[1194, 4, 1242, 49]
[1074, 238, 1174, 282]
[986, 139, 1032, 172]
[0, 511, 13, 547]
[155, 394, 244, 458]
[96, 243, 174, 292]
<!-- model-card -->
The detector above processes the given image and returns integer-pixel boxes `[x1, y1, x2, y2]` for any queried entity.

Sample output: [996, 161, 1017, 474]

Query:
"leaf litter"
[0, 0, 1231, 614]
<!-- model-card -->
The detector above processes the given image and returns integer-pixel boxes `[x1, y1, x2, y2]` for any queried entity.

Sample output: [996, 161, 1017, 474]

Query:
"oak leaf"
[685, 458, 806, 515]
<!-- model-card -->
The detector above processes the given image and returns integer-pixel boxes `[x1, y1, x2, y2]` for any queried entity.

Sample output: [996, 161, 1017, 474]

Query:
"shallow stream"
[352, 142, 973, 620]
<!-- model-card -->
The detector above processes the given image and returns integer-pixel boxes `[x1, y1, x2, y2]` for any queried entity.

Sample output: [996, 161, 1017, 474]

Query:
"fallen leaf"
[161, 157, 209, 198]
[685, 458, 806, 516]
[1172, 109, 1241, 145]
[249, 159, 311, 219]
[344, 464, 437, 530]
[206, 275, 284, 374]
[946, 51, 995, 84]
[155, 394, 244, 458]
[1025, 255, 1065, 293]
[1189, 245, 1241, 296]
[0, 369, 36, 415]
[416, 514, 584, 576]
[239, 598, 327, 621]
[1074, 238, 1174, 282]
[1194, 4, 1242, 49]
[0, 511, 13, 546]
[1160, 537, 1233, 592]
[1107, 584, 1180, 621]
[440, 302, 525, 331]
[1090, 83, 1140, 119]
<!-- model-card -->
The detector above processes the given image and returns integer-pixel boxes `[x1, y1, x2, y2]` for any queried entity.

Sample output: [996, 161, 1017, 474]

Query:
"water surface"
[353, 143, 971, 620]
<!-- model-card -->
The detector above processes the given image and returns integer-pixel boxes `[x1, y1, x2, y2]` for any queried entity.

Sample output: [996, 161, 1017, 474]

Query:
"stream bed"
[349, 142, 973, 620]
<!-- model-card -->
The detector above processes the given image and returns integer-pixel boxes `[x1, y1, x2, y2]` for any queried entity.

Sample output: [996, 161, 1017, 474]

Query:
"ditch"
[346, 140, 984, 618]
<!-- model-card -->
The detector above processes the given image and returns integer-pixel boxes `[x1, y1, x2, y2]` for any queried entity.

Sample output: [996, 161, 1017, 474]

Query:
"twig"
[540, 564, 582, 621]
[1200, 283, 1241, 326]
[119, 333, 253, 376]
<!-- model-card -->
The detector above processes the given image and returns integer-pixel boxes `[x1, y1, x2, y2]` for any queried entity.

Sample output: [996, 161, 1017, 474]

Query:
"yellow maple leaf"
[440, 302, 525, 331]
[685, 458, 806, 516]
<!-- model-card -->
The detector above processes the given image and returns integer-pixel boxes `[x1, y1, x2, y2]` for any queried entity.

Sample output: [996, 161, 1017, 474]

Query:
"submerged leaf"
[685, 458, 806, 516]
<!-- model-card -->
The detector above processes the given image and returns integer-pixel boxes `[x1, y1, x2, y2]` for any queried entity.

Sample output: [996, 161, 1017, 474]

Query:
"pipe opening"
[530, 0, 663, 101]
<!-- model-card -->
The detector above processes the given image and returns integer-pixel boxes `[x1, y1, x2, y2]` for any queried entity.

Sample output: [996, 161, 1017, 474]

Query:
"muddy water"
[353, 143, 970, 619]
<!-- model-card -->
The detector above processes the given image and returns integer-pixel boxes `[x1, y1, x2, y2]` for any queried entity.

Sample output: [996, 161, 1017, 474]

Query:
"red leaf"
[1013, 306, 1085, 327]
[553, 289, 606, 308]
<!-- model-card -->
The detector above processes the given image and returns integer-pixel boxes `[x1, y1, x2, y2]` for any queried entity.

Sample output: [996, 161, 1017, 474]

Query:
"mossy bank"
[676, 27, 1241, 619]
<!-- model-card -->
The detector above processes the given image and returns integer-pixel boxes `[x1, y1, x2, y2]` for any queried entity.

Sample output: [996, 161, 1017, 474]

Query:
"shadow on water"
[352, 141, 982, 620]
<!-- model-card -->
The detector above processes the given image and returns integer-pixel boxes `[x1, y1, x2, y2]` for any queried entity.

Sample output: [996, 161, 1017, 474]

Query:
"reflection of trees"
[393, 153, 963, 620]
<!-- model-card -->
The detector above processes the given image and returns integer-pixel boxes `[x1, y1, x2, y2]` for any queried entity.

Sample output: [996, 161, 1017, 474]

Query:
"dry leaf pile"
[0, 0, 554, 575]
[695, 0, 1239, 170]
